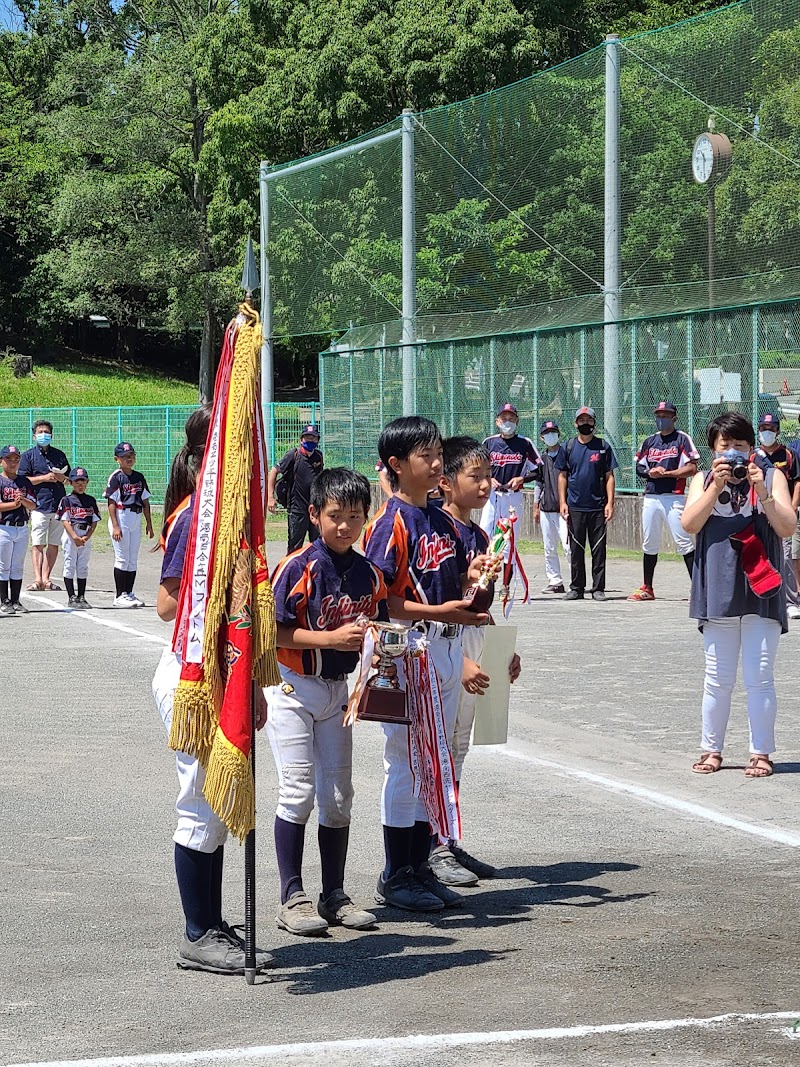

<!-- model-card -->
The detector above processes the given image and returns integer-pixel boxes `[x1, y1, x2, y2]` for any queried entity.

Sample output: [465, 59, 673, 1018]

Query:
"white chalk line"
[7, 1011, 799, 1067]
[497, 745, 800, 847]
[21, 592, 168, 646]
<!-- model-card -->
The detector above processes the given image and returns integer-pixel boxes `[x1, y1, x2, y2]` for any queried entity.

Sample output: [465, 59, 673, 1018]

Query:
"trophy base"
[358, 684, 410, 726]
[464, 583, 493, 614]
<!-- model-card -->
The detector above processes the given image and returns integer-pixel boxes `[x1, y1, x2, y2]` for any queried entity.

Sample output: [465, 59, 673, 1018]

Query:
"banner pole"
[244, 678, 257, 985]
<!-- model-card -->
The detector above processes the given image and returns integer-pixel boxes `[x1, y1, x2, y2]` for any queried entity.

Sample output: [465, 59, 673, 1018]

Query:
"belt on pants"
[121, 506, 143, 513]
[417, 621, 461, 641]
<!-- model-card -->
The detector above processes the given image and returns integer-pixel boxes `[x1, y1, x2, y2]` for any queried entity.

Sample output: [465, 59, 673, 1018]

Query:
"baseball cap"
[540, 420, 559, 434]
[300, 424, 320, 438]
[654, 401, 677, 415]
[575, 406, 596, 420]
[758, 412, 780, 429]
[114, 442, 136, 457]
[497, 403, 518, 416]
[69, 467, 89, 480]
[0, 445, 21, 458]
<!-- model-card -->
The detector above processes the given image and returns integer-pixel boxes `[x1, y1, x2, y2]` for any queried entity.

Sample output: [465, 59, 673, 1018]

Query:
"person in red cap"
[628, 402, 700, 601]
[480, 404, 541, 593]
[752, 412, 800, 621]
[682, 412, 796, 779]
[268, 424, 325, 553]
[533, 420, 570, 593]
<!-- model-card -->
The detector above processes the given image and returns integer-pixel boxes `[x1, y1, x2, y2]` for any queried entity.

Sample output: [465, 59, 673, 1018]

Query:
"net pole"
[686, 316, 695, 441]
[603, 34, 622, 448]
[259, 162, 274, 413]
[630, 323, 638, 473]
[533, 334, 540, 424]
[401, 109, 417, 415]
[751, 306, 759, 425]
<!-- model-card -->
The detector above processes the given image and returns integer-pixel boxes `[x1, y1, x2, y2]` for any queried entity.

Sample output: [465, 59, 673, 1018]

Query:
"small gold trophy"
[464, 509, 517, 614]
[357, 621, 411, 725]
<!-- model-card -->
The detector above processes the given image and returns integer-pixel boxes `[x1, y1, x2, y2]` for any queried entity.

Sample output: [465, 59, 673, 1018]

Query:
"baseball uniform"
[536, 444, 571, 588]
[57, 491, 100, 579]
[635, 430, 700, 556]
[480, 433, 541, 536]
[104, 467, 151, 572]
[0, 472, 35, 581]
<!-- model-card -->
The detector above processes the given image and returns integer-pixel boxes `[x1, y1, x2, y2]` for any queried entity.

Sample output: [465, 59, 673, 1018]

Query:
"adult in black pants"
[267, 424, 324, 552]
[557, 406, 618, 602]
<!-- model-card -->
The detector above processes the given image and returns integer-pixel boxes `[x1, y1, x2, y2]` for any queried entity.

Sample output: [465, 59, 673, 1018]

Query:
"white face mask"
[542, 432, 559, 448]
[759, 430, 777, 447]
[498, 421, 517, 437]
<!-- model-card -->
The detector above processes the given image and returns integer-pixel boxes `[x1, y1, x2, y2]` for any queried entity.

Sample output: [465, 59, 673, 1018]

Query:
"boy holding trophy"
[363, 417, 489, 914]
[266, 469, 388, 936]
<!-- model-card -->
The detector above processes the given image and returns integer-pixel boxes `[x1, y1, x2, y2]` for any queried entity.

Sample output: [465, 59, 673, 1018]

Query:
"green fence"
[320, 300, 800, 492]
[0, 402, 320, 503]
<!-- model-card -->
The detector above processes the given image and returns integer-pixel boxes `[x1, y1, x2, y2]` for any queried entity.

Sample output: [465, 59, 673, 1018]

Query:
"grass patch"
[0, 356, 197, 408]
[515, 539, 680, 563]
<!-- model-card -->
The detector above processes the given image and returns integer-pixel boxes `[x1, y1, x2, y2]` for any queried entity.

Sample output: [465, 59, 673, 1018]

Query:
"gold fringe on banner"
[203, 731, 255, 842]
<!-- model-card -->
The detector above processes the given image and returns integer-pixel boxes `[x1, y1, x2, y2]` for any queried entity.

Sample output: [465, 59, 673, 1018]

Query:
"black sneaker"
[375, 865, 444, 912]
[450, 843, 496, 879]
[592, 590, 607, 602]
[67, 595, 79, 609]
[563, 590, 584, 601]
[428, 845, 479, 886]
[0, 600, 15, 616]
[76, 596, 92, 610]
[542, 583, 565, 594]
[415, 863, 465, 908]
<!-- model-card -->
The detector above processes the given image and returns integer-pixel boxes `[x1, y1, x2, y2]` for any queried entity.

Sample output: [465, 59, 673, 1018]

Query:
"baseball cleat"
[627, 585, 655, 601]
[113, 594, 137, 608]
[592, 590, 607, 602]
[177, 927, 266, 976]
[0, 600, 16, 615]
[449, 843, 496, 879]
[415, 863, 465, 907]
[375, 866, 444, 912]
[76, 596, 92, 609]
[318, 889, 376, 929]
[788, 605, 800, 620]
[276, 891, 329, 935]
[219, 921, 274, 968]
[11, 601, 28, 614]
[129, 591, 145, 607]
[542, 583, 566, 594]
[428, 845, 479, 887]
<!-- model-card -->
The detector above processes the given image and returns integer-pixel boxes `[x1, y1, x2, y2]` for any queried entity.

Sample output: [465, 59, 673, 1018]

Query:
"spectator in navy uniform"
[557, 406, 618, 602]
[19, 420, 71, 593]
[533, 420, 570, 594]
[753, 412, 800, 621]
[628, 402, 700, 602]
[480, 404, 541, 538]
[267, 424, 325, 553]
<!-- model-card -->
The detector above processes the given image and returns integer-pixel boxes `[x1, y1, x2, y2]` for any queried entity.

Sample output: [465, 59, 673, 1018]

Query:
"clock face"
[692, 134, 714, 183]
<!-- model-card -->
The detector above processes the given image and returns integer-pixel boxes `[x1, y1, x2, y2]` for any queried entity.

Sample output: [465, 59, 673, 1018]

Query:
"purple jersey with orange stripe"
[362, 496, 467, 606]
[272, 540, 388, 678]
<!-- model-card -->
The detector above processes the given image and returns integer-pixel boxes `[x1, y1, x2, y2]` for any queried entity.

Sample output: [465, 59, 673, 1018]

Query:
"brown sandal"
[27, 581, 45, 591]
[692, 752, 723, 774]
[745, 754, 773, 778]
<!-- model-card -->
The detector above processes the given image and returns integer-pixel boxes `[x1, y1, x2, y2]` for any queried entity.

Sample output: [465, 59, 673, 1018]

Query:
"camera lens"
[731, 462, 748, 479]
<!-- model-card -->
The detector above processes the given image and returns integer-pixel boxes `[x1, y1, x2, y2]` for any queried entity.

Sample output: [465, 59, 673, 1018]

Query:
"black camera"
[721, 449, 749, 480]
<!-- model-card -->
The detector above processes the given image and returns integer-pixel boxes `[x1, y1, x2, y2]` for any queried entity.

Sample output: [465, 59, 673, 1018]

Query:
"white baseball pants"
[0, 525, 29, 581]
[61, 530, 91, 579]
[700, 615, 781, 756]
[264, 667, 353, 827]
[642, 494, 694, 555]
[109, 508, 142, 571]
[452, 623, 486, 781]
[540, 509, 570, 586]
[382, 629, 464, 827]
[152, 646, 228, 853]
[480, 489, 523, 539]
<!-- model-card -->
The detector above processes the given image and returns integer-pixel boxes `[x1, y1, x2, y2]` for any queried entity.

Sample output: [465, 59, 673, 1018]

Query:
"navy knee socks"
[318, 824, 349, 900]
[275, 816, 306, 903]
[174, 843, 214, 942]
[382, 825, 413, 879]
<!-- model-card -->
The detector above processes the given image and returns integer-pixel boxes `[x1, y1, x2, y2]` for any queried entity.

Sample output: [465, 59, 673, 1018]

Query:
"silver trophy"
[358, 621, 410, 725]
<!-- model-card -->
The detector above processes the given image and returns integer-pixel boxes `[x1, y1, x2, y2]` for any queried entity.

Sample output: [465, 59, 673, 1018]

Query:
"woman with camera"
[681, 412, 796, 778]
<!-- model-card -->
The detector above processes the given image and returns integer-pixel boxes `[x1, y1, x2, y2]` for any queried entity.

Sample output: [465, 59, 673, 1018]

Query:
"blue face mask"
[300, 439, 317, 453]
[655, 417, 675, 433]
[35, 433, 52, 446]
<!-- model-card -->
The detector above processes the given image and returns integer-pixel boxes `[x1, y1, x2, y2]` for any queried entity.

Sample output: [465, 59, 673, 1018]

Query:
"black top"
[18, 445, 71, 513]
[537, 447, 565, 512]
[278, 448, 324, 512]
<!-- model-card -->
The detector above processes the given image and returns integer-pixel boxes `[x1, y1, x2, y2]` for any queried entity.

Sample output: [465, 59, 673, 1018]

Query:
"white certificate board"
[472, 624, 517, 746]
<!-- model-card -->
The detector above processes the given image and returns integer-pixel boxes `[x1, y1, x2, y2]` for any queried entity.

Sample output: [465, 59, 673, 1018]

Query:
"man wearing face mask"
[480, 403, 541, 541]
[753, 412, 800, 620]
[18, 420, 71, 593]
[533, 420, 570, 593]
[628, 402, 700, 602]
[556, 407, 618, 601]
[267, 424, 325, 553]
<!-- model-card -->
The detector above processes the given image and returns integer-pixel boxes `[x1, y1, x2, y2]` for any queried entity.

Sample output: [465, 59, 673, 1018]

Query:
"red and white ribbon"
[343, 626, 377, 726]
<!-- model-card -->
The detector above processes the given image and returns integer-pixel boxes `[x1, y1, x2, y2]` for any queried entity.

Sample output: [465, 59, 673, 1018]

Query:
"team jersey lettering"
[317, 591, 377, 629]
[415, 532, 457, 573]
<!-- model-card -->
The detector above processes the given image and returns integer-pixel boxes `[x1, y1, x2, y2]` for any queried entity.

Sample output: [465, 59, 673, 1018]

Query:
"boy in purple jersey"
[429, 436, 521, 888]
[266, 468, 387, 936]
[362, 416, 489, 915]
[57, 467, 100, 609]
[105, 442, 154, 608]
[628, 402, 700, 601]
[0, 445, 36, 615]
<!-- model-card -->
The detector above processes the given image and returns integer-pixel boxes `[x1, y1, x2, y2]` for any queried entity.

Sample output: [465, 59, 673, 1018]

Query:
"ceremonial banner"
[169, 305, 280, 840]
[472, 625, 517, 746]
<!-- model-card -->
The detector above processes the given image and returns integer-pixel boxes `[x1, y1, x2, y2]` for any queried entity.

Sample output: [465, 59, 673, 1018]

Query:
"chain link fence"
[321, 299, 800, 491]
[0, 402, 320, 502]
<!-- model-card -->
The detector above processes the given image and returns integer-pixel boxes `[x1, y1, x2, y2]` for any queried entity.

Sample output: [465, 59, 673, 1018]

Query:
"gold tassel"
[203, 729, 255, 842]
[169, 679, 216, 767]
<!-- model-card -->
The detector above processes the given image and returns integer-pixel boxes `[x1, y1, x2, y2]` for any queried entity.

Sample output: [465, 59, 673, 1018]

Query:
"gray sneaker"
[10, 601, 28, 614]
[375, 865, 444, 912]
[177, 927, 250, 975]
[276, 891, 329, 936]
[318, 889, 376, 930]
[592, 590, 607, 602]
[0, 600, 15, 616]
[428, 845, 479, 887]
[415, 863, 465, 908]
[450, 843, 496, 879]
[219, 921, 274, 969]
